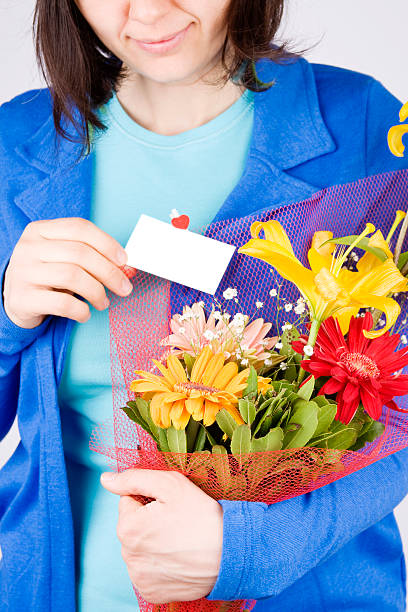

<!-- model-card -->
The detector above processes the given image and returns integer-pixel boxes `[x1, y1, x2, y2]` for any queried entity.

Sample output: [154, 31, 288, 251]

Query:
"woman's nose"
[128, 0, 172, 26]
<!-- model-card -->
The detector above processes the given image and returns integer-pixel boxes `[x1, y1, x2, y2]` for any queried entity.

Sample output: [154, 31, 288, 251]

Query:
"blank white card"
[124, 215, 236, 295]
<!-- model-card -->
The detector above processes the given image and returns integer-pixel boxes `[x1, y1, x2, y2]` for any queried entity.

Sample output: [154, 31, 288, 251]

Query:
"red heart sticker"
[171, 214, 190, 230]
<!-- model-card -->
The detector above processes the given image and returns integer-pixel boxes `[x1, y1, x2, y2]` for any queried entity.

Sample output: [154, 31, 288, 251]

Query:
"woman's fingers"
[34, 238, 132, 299]
[27, 262, 112, 312]
[32, 287, 93, 324]
[30, 217, 128, 268]
[3, 217, 131, 329]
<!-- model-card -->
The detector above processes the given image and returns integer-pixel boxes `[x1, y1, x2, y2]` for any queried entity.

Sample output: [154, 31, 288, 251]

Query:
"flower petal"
[249, 220, 296, 257]
[212, 361, 239, 390]
[130, 380, 170, 393]
[167, 354, 188, 383]
[336, 383, 360, 424]
[191, 345, 213, 382]
[150, 393, 168, 427]
[203, 400, 220, 426]
[201, 353, 225, 386]
[185, 396, 204, 417]
[388, 124, 408, 157]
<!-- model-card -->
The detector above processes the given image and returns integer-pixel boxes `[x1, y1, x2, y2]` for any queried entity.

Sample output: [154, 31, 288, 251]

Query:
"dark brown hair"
[33, 0, 296, 163]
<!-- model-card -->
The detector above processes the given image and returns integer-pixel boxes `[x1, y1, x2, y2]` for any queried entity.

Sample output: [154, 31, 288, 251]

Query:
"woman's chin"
[125, 60, 205, 87]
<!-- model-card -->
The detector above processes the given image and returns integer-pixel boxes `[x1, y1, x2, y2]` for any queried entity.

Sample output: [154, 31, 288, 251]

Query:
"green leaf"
[166, 426, 187, 453]
[297, 375, 315, 401]
[184, 353, 195, 377]
[238, 398, 256, 425]
[282, 401, 319, 448]
[313, 395, 331, 407]
[157, 427, 170, 452]
[329, 419, 347, 433]
[193, 424, 207, 452]
[231, 425, 252, 457]
[212, 445, 231, 493]
[276, 405, 293, 430]
[270, 381, 291, 391]
[326, 427, 358, 450]
[212, 444, 228, 455]
[292, 398, 311, 411]
[215, 408, 239, 439]
[242, 366, 258, 399]
[284, 390, 301, 404]
[314, 403, 338, 437]
[121, 405, 147, 428]
[187, 451, 211, 486]
[270, 406, 286, 430]
[122, 403, 154, 439]
[350, 420, 385, 451]
[128, 399, 161, 442]
[253, 390, 284, 437]
[186, 418, 200, 453]
[360, 418, 375, 437]
[205, 426, 217, 447]
[283, 363, 298, 383]
[308, 432, 339, 447]
[315, 419, 358, 449]
[257, 397, 275, 413]
[398, 251, 408, 271]
[320, 235, 388, 262]
[280, 326, 300, 357]
[251, 427, 283, 452]
[347, 412, 366, 438]
[134, 398, 150, 425]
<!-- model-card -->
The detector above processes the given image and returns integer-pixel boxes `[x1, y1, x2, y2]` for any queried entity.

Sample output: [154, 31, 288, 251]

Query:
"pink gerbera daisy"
[161, 302, 278, 369]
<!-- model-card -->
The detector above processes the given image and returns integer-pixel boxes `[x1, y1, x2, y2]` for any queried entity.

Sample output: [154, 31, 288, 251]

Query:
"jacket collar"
[13, 57, 336, 223]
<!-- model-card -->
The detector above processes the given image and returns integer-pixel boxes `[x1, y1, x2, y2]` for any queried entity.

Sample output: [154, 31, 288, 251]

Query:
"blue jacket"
[1, 57, 408, 611]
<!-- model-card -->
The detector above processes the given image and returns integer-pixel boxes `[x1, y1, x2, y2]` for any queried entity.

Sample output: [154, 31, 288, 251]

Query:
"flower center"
[340, 352, 380, 379]
[174, 382, 220, 395]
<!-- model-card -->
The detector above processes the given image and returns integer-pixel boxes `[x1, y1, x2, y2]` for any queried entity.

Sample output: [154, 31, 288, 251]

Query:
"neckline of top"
[98, 87, 254, 150]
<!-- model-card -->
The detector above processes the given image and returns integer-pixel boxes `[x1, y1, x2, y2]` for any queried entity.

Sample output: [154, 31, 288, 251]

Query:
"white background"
[1, 0, 408, 585]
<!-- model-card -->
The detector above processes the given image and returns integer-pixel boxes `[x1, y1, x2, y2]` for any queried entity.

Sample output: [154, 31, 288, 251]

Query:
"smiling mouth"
[136, 25, 189, 45]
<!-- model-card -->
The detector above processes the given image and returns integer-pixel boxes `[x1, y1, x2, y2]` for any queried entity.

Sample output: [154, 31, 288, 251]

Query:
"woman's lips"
[132, 24, 191, 55]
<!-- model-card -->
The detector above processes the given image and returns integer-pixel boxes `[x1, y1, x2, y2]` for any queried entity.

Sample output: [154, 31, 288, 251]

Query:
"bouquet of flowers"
[90, 169, 408, 612]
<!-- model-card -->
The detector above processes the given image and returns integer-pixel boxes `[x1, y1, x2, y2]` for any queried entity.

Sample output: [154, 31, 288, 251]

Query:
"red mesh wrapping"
[89, 170, 408, 611]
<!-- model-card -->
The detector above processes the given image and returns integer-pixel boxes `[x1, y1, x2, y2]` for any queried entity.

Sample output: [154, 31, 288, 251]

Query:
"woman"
[1, 1, 408, 610]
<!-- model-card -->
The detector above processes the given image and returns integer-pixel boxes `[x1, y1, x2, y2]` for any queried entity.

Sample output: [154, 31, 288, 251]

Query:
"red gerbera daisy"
[293, 312, 408, 424]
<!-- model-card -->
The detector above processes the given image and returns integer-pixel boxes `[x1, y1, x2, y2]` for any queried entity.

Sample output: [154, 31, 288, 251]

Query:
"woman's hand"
[100, 469, 223, 605]
[3, 217, 132, 329]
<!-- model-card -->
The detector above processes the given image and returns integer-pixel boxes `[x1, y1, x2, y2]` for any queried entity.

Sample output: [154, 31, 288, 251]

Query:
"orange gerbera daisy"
[130, 345, 271, 430]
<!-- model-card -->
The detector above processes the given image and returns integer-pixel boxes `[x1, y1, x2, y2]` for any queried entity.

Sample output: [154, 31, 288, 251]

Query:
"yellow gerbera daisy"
[130, 345, 271, 430]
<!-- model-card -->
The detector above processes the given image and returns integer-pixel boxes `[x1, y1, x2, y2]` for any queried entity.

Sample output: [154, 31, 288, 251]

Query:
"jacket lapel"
[13, 105, 93, 223]
[213, 57, 337, 222]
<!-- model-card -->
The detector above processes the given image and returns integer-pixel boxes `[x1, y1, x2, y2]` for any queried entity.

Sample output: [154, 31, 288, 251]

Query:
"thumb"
[100, 468, 178, 502]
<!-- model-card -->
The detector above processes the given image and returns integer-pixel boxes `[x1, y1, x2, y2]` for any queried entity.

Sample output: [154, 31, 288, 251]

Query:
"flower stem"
[394, 211, 408, 268]
[297, 318, 321, 385]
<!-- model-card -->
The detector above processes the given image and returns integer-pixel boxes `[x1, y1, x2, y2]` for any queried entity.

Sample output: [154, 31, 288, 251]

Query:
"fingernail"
[101, 471, 117, 484]
[117, 249, 128, 266]
[122, 279, 132, 294]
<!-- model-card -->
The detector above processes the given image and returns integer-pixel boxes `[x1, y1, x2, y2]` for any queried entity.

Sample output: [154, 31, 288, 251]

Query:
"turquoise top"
[57, 86, 255, 610]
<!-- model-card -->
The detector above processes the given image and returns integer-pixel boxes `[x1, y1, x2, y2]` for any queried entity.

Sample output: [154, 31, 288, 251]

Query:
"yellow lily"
[388, 101, 408, 157]
[238, 220, 408, 339]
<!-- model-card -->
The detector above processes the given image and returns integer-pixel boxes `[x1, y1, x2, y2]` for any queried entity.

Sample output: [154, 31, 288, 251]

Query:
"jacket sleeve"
[207, 447, 408, 600]
[207, 79, 408, 601]
[0, 128, 52, 442]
